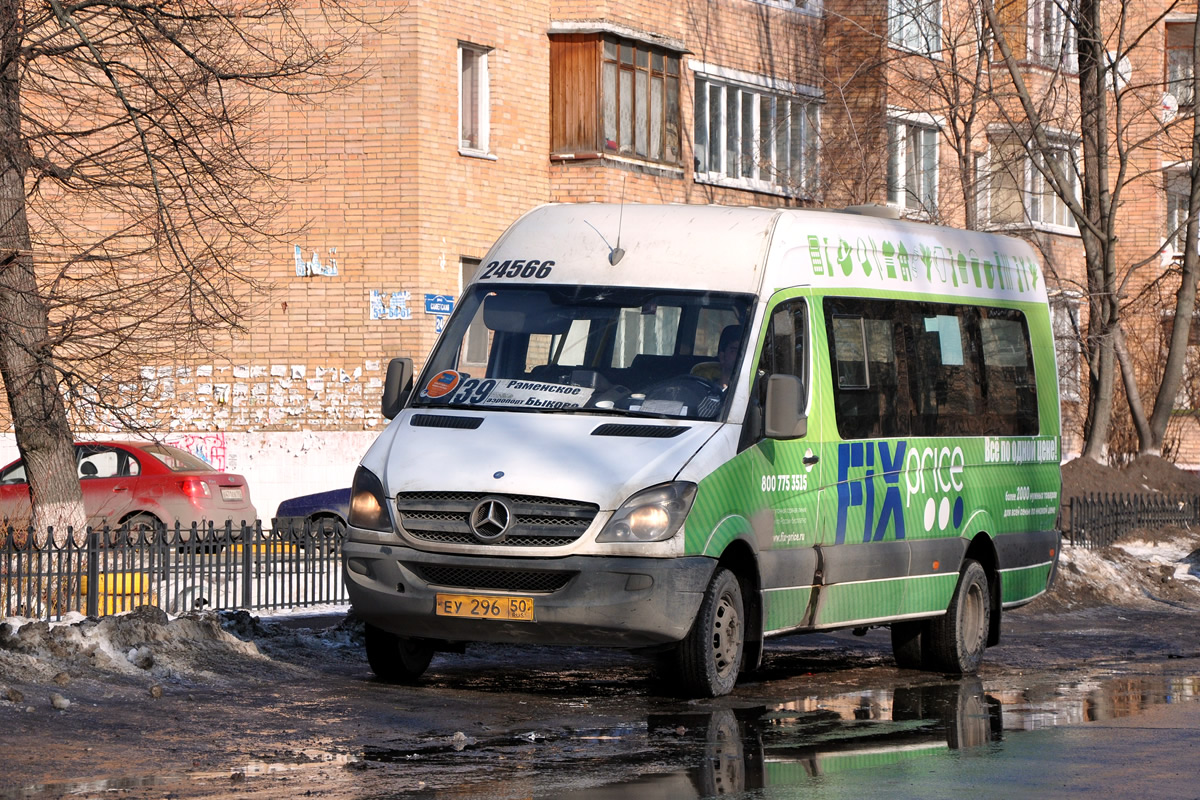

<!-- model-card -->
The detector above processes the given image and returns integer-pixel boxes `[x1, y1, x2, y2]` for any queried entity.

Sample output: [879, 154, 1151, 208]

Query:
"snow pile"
[1051, 529, 1200, 610]
[0, 606, 266, 687]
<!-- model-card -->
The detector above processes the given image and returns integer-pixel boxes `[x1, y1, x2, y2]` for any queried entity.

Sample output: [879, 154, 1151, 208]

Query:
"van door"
[811, 299, 913, 628]
[745, 294, 827, 634]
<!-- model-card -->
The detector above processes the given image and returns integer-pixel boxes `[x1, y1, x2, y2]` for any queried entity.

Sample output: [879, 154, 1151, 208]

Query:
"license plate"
[220, 487, 243, 502]
[435, 593, 534, 622]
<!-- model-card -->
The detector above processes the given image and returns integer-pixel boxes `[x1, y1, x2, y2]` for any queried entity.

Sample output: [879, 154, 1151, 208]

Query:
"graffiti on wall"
[170, 432, 229, 470]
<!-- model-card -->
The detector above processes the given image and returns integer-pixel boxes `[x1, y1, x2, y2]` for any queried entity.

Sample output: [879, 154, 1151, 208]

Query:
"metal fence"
[1, 519, 346, 621]
[1066, 493, 1200, 550]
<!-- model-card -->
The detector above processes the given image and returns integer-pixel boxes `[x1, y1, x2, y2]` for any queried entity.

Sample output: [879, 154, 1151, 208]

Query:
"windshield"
[413, 284, 755, 421]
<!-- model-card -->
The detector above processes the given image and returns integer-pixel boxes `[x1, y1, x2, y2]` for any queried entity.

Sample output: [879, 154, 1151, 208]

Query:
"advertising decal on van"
[800, 230, 1042, 301]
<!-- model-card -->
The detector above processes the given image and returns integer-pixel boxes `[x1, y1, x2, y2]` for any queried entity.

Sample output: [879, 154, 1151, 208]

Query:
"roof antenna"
[610, 175, 626, 265]
[583, 177, 628, 265]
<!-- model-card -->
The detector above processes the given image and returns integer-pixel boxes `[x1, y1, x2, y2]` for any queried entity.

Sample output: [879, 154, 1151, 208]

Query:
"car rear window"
[142, 444, 215, 472]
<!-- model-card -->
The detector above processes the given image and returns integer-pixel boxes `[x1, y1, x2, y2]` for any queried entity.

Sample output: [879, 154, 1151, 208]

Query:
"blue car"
[273, 488, 350, 538]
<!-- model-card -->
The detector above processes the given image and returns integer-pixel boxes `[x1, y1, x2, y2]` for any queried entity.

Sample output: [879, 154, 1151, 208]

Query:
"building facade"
[4, 0, 1198, 514]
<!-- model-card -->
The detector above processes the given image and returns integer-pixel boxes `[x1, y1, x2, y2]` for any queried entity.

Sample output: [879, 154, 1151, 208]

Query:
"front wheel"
[364, 624, 435, 683]
[676, 568, 745, 697]
[926, 559, 990, 674]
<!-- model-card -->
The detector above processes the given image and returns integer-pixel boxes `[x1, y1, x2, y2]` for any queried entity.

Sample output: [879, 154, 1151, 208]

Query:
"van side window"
[824, 298, 1038, 439]
[744, 299, 808, 449]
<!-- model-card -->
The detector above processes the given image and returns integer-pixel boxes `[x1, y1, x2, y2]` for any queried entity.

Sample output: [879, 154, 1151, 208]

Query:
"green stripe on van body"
[896, 572, 958, 616]
[763, 586, 814, 633]
[815, 577, 906, 628]
[999, 561, 1054, 605]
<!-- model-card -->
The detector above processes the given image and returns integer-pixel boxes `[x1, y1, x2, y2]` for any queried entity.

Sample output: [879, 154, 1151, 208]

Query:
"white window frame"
[1051, 292, 1082, 403]
[690, 63, 822, 198]
[886, 109, 941, 216]
[1028, 0, 1078, 72]
[1166, 21, 1196, 107]
[749, 0, 824, 16]
[983, 132, 1080, 235]
[1166, 164, 1197, 258]
[458, 42, 493, 158]
[889, 0, 942, 54]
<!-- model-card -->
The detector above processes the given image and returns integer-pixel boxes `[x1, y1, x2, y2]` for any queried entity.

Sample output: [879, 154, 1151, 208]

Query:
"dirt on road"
[1, 456, 1199, 798]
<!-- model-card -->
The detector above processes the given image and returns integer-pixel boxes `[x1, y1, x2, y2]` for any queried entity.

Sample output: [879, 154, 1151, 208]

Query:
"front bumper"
[342, 538, 717, 648]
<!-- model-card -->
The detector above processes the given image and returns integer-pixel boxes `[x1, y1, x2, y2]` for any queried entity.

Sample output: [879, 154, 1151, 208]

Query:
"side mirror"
[381, 358, 414, 420]
[764, 374, 807, 440]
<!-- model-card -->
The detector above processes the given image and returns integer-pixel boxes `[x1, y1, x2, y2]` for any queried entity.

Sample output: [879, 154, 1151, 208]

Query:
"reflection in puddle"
[616, 675, 1199, 799]
[383, 674, 1196, 800]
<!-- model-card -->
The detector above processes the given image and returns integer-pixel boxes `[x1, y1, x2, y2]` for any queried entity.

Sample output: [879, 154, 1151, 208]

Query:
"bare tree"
[981, 0, 1199, 462]
[0, 1, 365, 544]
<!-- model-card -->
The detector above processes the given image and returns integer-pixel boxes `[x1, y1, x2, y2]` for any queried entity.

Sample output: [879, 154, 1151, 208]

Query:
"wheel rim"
[962, 580, 985, 651]
[711, 590, 742, 678]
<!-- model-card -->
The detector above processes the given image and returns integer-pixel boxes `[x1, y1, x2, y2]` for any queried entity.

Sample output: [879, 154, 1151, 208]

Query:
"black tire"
[123, 513, 162, 545]
[364, 624, 435, 684]
[890, 620, 929, 669]
[926, 559, 990, 674]
[676, 568, 745, 698]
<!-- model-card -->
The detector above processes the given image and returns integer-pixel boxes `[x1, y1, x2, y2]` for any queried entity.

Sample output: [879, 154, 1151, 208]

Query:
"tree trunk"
[1076, 0, 1118, 463]
[0, 0, 86, 546]
[1145, 17, 1200, 454]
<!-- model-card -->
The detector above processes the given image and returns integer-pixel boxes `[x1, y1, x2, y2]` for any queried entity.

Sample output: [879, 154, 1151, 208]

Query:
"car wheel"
[926, 559, 990, 674]
[364, 624, 435, 684]
[123, 513, 162, 545]
[675, 567, 744, 698]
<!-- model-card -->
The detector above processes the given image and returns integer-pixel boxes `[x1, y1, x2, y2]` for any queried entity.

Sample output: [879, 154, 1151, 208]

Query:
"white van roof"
[482, 204, 1048, 304]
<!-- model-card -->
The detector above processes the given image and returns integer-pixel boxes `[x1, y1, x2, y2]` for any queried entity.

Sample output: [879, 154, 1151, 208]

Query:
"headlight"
[597, 482, 697, 543]
[348, 466, 393, 531]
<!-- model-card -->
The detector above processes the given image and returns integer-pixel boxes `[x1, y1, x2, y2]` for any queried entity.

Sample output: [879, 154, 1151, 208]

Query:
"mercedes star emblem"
[470, 497, 512, 543]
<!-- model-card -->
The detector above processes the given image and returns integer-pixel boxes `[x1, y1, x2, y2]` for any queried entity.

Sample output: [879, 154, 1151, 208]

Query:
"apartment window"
[1167, 23, 1195, 107]
[751, 0, 824, 11]
[1167, 170, 1195, 254]
[1029, 0, 1077, 71]
[459, 43, 490, 154]
[887, 119, 938, 213]
[549, 34, 682, 166]
[694, 73, 820, 196]
[987, 139, 1078, 231]
[1052, 296, 1082, 402]
[889, 0, 942, 53]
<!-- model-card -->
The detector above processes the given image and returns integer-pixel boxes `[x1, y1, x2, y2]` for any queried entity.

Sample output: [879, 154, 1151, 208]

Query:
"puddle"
[361, 673, 1200, 800]
[8, 674, 1197, 799]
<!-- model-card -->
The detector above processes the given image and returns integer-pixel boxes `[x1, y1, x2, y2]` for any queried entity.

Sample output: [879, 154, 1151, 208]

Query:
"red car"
[0, 441, 257, 536]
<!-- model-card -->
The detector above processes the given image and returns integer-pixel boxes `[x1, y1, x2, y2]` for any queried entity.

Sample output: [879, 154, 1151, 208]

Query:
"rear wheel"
[926, 559, 990, 674]
[676, 568, 744, 697]
[123, 513, 162, 545]
[364, 624, 435, 684]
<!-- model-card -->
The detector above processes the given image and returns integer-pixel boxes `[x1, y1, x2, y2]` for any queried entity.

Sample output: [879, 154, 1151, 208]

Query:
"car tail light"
[179, 478, 212, 498]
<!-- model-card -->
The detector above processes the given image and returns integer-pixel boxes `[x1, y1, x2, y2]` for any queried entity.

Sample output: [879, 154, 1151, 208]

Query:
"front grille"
[395, 491, 598, 547]
[409, 563, 575, 593]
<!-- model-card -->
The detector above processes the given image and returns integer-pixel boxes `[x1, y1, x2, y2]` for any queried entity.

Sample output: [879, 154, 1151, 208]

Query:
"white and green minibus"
[343, 203, 1062, 696]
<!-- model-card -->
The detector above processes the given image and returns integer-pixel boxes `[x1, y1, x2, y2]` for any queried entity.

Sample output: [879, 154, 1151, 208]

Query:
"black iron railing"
[1066, 493, 1200, 550]
[1, 519, 346, 621]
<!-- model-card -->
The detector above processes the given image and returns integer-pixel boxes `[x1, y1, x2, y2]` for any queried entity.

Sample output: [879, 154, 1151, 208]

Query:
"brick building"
[5, 0, 1198, 513]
